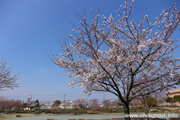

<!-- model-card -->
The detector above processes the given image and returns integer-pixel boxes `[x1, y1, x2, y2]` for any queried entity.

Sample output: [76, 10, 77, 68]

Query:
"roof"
[165, 88, 180, 94]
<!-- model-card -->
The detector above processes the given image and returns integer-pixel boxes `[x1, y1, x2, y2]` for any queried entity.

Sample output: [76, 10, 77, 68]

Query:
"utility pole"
[103, 92, 105, 101]
[64, 94, 66, 109]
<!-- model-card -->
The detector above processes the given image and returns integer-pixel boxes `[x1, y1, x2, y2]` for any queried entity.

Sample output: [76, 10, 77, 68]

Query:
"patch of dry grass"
[0, 113, 44, 120]
[150, 106, 180, 113]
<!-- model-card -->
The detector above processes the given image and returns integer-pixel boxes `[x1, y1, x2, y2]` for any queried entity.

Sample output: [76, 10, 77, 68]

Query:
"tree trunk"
[123, 102, 131, 120]
[142, 98, 149, 115]
[144, 102, 149, 115]
[142, 96, 150, 120]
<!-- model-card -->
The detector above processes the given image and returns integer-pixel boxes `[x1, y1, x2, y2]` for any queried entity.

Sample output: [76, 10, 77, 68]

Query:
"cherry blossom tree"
[0, 97, 22, 111]
[73, 99, 88, 109]
[0, 60, 18, 91]
[53, 1, 180, 119]
[89, 99, 99, 110]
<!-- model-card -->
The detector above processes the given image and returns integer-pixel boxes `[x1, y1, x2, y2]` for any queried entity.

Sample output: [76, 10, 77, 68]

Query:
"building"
[40, 103, 52, 109]
[23, 102, 40, 110]
[165, 88, 180, 106]
[59, 100, 74, 109]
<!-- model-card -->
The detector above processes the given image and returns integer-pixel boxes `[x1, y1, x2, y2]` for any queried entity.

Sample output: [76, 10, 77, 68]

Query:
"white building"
[59, 100, 74, 109]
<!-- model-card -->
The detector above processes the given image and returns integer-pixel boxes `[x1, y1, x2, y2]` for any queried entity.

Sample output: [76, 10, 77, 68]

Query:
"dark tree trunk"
[123, 102, 131, 120]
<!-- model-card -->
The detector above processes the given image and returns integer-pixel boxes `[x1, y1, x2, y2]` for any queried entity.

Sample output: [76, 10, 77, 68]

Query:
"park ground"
[0, 107, 180, 120]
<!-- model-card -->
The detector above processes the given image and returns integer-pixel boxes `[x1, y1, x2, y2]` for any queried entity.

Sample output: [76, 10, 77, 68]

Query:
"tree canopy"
[53, 0, 180, 118]
[166, 95, 180, 103]
[54, 100, 61, 105]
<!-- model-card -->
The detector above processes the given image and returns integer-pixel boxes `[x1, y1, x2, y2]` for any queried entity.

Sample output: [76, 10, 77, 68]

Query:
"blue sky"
[0, 0, 180, 103]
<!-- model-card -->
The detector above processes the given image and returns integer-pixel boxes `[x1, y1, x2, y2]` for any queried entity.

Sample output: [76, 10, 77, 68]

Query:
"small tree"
[141, 95, 157, 114]
[166, 97, 177, 106]
[53, 1, 180, 119]
[52, 100, 61, 110]
[74, 99, 88, 109]
[54, 100, 61, 105]
[103, 99, 112, 108]
[89, 99, 99, 110]
[22, 103, 28, 108]
[35, 99, 40, 105]
[174, 95, 180, 103]
[154, 92, 166, 107]
[166, 95, 180, 106]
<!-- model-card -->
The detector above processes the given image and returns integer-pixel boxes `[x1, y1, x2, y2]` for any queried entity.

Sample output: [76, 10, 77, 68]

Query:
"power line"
[1, 92, 111, 103]
[2, 92, 102, 98]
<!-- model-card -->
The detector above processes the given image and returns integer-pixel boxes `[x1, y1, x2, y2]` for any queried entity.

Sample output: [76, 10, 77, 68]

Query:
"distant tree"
[74, 99, 88, 109]
[103, 99, 120, 108]
[0, 60, 18, 90]
[6, 100, 22, 110]
[103, 99, 112, 108]
[166, 97, 176, 104]
[166, 97, 172, 103]
[52, 100, 61, 110]
[129, 98, 141, 107]
[35, 99, 40, 105]
[53, 0, 180, 119]
[0, 97, 22, 111]
[141, 95, 157, 114]
[166, 95, 180, 105]
[154, 92, 166, 106]
[0, 96, 7, 111]
[22, 103, 28, 108]
[13, 100, 22, 109]
[139, 91, 164, 114]
[89, 99, 99, 110]
[174, 95, 180, 103]
[54, 100, 61, 105]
